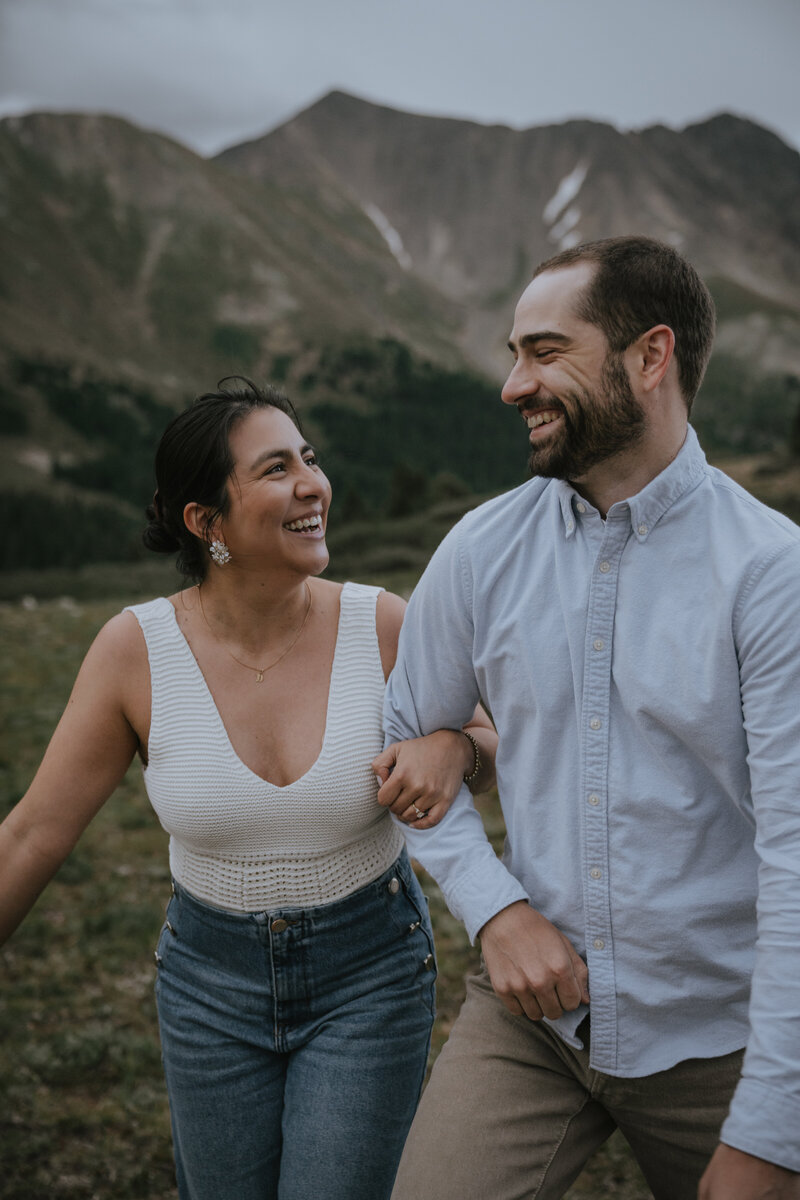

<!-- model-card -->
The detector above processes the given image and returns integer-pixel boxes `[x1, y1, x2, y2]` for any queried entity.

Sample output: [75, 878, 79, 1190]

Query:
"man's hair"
[533, 236, 715, 409]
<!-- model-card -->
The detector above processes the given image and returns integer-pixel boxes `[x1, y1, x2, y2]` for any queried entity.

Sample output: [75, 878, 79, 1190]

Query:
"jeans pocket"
[394, 872, 437, 992]
[154, 893, 178, 971]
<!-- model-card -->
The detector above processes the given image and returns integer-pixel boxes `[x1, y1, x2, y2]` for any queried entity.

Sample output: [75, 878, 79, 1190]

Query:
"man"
[378, 238, 800, 1199]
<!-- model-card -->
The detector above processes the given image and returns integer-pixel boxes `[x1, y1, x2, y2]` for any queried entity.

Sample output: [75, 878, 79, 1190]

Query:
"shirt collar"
[556, 426, 708, 540]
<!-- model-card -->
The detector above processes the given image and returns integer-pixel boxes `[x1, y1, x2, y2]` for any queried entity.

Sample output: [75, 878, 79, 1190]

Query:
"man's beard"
[528, 352, 647, 481]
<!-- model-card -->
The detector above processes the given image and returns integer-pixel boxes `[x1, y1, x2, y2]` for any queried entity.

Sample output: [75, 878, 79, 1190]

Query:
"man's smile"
[527, 410, 562, 429]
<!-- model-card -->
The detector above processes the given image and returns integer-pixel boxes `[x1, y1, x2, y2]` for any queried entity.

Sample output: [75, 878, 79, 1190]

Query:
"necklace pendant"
[255, 670, 264, 683]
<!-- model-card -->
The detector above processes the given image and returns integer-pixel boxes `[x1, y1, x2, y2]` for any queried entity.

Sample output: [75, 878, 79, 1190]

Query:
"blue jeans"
[154, 850, 436, 1200]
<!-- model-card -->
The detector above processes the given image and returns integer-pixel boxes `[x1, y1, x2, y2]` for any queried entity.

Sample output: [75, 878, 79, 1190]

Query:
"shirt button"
[593, 639, 604, 651]
[598, 561, 611, 573]
[576, 502, 587, 514]
[589, 718, 602, 730]
[271, 918, 289, 933]
[588, 794, 600, 806]
[593, 938, 605, 950]
[566, 520, 574, 532]
[590, 868, 602, 880]
[638, 524, 648, 536]
[388, 877, 400, 895]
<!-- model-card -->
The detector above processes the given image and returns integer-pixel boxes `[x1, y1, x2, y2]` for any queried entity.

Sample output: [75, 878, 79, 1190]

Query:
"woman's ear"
[183, 501, 214, 543]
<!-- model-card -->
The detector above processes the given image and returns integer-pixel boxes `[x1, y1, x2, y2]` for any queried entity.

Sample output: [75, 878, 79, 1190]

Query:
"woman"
[0, 377, 496, 1200]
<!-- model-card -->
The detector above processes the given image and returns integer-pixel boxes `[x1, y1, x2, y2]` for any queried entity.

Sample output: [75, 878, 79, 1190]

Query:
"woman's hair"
[142, 376, 302, 582]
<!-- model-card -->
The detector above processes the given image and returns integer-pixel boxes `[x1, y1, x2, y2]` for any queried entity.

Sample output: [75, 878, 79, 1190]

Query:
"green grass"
[1, 453, 797, 1194]
[0, 593, 653, 1198]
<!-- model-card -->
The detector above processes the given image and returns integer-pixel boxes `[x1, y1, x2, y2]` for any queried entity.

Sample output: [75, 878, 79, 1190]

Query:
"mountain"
[218, 91, 800, 380]
[0, 109, 464, 388]
[1, 94, 799, 573]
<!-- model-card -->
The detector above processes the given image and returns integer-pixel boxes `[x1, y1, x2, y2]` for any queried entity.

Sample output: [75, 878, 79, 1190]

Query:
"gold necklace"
[196, 581, 312, 682]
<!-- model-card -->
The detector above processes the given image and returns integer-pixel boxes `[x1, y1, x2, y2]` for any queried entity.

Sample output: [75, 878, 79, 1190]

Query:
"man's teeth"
[285, 517, 322, 532]
[527, 411, 560, 429]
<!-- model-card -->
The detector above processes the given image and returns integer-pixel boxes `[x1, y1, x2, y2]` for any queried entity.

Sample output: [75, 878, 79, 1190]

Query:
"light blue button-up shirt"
[384, 428, 800, 1170]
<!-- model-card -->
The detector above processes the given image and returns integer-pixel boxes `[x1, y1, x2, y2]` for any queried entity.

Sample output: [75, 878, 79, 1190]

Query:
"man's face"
[501, 264, 646, 481]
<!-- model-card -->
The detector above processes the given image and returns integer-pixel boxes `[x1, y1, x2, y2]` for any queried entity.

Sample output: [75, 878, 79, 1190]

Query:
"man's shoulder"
[455, 476, 553, 540]
[703, 464, 800, 549]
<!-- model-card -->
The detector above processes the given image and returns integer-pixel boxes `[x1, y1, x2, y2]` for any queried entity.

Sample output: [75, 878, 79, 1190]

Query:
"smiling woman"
[0, 376, 498, 1200]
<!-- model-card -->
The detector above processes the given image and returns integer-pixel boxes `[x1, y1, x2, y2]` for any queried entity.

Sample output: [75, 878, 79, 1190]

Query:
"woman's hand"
[373, 728, 476, 828]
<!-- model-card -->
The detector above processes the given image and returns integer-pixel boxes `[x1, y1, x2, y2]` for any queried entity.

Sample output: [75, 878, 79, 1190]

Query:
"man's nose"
[501, 359, 539, 407]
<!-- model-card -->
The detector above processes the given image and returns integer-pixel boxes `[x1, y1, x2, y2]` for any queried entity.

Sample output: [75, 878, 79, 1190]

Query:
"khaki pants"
[392, 969, 744, 1200]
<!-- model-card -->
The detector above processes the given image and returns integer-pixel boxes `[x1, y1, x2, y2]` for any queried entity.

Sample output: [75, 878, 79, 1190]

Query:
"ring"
[412, 804, 426, 819]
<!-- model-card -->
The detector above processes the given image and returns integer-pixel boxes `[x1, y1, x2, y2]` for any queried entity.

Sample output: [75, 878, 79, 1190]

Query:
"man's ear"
[183, 501, 215, 543]
[628, 325, 675, 393]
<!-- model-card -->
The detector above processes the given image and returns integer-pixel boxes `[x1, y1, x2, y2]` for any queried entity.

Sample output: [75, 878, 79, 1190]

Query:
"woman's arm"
[0, 614, 145, 945]
[374, 591, 498, 828]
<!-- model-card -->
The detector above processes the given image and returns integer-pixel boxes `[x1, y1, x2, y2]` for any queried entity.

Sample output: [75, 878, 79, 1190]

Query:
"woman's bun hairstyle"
[142, 491, 182, 555]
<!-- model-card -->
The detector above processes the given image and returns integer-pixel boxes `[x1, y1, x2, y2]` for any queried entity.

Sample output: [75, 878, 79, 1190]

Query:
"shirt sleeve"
[383, 520, 529, 942]
[720, 540, 800, 1171]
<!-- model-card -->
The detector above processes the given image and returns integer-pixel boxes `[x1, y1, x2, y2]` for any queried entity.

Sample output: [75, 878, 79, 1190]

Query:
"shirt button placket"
[580, 530, 627, 1067]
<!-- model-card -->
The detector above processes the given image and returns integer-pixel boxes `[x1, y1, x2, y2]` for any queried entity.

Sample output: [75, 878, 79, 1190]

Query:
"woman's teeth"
[285, 517, 322, 532]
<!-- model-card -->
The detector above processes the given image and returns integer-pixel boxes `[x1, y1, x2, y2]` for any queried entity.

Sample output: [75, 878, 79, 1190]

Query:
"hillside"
[1, 93, 799, 573]
[219, 92, 800, 379]
[0, 110, 463, 385]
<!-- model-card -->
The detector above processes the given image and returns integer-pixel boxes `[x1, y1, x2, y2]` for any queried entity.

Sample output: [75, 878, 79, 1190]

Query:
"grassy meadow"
[0, 582, 653, 1199]
[4, 452, 800, 1196]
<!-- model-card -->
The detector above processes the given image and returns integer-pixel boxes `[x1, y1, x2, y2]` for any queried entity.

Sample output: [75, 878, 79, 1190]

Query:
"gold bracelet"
[462, 729, 482, 784]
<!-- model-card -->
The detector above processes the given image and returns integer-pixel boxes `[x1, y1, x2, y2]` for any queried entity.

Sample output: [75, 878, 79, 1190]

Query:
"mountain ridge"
[1, 91, 799, 572]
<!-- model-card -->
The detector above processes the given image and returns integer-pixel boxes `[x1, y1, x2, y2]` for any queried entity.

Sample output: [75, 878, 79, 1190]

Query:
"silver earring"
[209, 539, 231, 566]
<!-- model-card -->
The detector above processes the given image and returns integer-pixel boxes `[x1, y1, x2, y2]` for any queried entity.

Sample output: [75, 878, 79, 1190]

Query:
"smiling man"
[384, 237, 800, 1200]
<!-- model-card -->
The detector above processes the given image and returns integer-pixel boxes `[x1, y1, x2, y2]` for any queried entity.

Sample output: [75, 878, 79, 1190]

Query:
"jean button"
[388, 878, 400, 894]
[422, 953, 435, 971]
[271, 918, 289, 933]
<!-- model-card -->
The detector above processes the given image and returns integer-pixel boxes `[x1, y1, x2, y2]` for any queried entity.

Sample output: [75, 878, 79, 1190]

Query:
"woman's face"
[215, 407, 332, 577]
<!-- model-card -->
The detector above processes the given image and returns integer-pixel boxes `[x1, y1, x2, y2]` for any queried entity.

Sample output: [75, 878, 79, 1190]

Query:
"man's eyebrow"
[507, 331, 572, 352]
[248, 443, 315, 471]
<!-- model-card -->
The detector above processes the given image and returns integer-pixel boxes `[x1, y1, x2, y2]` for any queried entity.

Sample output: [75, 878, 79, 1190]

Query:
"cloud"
[1, 0, 798, 154]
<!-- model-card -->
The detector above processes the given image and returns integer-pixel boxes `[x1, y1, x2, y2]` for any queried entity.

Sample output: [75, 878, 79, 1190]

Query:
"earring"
[209, 539, 231, 566]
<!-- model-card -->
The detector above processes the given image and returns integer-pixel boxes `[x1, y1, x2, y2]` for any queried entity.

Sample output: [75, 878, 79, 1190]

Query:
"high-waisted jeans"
[154, 849, 436, 1200]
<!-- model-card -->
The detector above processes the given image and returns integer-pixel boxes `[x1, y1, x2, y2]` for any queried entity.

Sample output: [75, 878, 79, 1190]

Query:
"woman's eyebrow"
[248, 443, 315, 471]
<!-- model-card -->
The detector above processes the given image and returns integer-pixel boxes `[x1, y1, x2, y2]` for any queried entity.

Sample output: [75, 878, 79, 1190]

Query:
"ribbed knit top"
[127, 582, 403, 911]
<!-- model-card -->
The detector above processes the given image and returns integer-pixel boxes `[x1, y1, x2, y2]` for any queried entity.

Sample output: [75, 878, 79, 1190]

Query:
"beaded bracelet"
[462, 729, 482, 784]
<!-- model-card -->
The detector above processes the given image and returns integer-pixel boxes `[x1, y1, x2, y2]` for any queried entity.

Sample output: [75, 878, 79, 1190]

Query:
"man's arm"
[384, 521, 588, 1020]
[715, 542, 800, 1182]
[383, 522, 529, 939]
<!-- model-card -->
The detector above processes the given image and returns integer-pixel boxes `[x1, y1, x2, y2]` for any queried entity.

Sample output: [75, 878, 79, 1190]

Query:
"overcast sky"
[1, 0, 798, 156]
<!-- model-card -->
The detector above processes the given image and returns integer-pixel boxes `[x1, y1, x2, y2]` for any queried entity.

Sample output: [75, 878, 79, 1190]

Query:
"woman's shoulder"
[76, 608, 151, 696]
[94, 588, 188, 666]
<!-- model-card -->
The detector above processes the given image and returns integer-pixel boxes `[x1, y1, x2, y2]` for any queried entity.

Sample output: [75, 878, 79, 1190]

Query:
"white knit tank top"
[127, 582, 404, 911]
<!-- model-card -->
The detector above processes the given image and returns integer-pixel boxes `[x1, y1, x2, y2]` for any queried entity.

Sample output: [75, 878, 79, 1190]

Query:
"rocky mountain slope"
[1, 93, 799, 571]
[219, 90, 800, 380]
[0, 109, 463, 390]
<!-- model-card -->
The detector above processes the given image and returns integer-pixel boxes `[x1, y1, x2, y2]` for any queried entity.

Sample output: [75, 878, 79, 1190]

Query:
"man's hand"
[479, 901, 590, 1021]
[699, 1144, 800, 1199]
